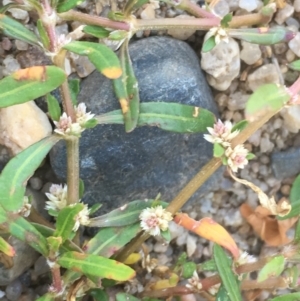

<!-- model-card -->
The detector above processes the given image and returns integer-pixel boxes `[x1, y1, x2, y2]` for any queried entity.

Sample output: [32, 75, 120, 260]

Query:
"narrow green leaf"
[83, 25, 110, 38]
[213, 143, 225, 158]
[0, 14, 39, 45]
[269, 293, 300, 301]
[89, 203, 102, 215]
[63, 42, 122, 79]
[8, 214, 49, 256]
[69, 78, 80, 105]
[116, 293, 139, 301]
[0, 66, 66, 108]
[245, 84, 290, 122]
[113, 40, 139, 132]
[89, 200, 167, 227]
[46, 93, 61, 121]
[97, 102, 215, 133]
[216, 285, 230, 301]
[257, 256, 285, 282]
[124, 0, 149, 15]
[0, 136, 60, 211]
[213, 244, 242, 301]
[231, 120, 248, 132]
[58, 251, 136, 281]
[294, 219, 300, 242]
[288, 60, 300, 72]
[35, 293, 55, 301]
[181, 262, 196, 279]
[56, 0, 85, 12]
[37, 20, 50, 49]
[0, 236, 15, 257]
[221, 13, 232, 28]
[202, 36, 216, 53]
[107, 11, 126, 21]
[228, 27, 295, 45]
[53, 204, 84, 242]
[84, 118, 98, 129]
[278, 174, 300, 220]
[89, 289, 109, 301]
[84, 223, 141, 257]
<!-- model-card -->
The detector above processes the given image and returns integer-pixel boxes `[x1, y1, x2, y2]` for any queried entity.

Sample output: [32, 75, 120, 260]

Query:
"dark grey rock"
[50, 36, 222, 212]
[271, 147, 300, 179]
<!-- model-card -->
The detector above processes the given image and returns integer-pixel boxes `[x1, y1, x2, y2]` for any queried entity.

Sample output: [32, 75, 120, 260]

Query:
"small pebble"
[275, 4, 294, 24]
[5, 280, 22, 301]
[239, 0, 258, 12]
[29, 177, 43, 190]
[186, 235, 197, 257]
[15, 40, 28, 51]
[281, 184, 291, 195]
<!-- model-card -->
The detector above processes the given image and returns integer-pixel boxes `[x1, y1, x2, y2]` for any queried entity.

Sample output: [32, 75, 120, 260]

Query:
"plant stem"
[66, 137, 80, 205]
[228, 12, 272, 28]
[177, 0, 219, 19]
[241, 277, 288, 290]
[134, 17, 220, 31]
[58, 10, 131, 31]
[28, 207, 54, 228]
[50, 263, 63, 299]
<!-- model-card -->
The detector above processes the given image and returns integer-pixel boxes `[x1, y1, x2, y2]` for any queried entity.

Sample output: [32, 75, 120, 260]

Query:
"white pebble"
[294, 0, 300, 12]
[239, 0, 258, 12]
[289, 32, 300, 57]
[3, 55, 21, 75]
[275, 4, 294, 25]
[186, 235, 197, 257]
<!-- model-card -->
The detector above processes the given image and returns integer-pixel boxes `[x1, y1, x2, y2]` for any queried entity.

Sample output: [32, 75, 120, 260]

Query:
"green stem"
[66, 137, 80, 205]
[58, 10, 131, 31]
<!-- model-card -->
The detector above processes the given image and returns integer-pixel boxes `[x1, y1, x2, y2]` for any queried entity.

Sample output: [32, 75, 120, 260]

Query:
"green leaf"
[84, 223, 141, 257]
[0, 14, 39, 46]
[181, 262, 196, 279]
[109, 30, 128, 41]
[216, 285, 230, 301]
[97, 102, 215, 133]
[202, 36, 216, 53]
[213, 143, 225, 158]
[8, 213, 49, 256]
[89, 203, 102, 215]
[295, 219, 300, 242]
[285, 266, 299, 288]
[231, 120, 248, 132]
[269, 293, 300, 301]
[221, 13, 232, 28]
[56, 0, 86, 12]
[113, 40, 139, 133]
[58, 251, 136, 281]
[0, 236, 15, 257]
[37, 20, 50, 49]
[53, 204, 84, 242]
[245, 83, 290, 122]
[89, 289, 109, 301]
[0, 66, 66, 108]
[246, 153, 256, 160]
[83, 25, 110, 38]
[213, 244, 242, 301]
[123, 0, 149, 15]
[228, 27, 295, 45]
[288, 60, 300, 71]
[198, 259, 217, 272]
[257, 255, 285, 282]
[278, 174, 300, 221]
[108, 11, 126, 21]
[47, 236, 62, 253]
[0, 136, 60, 212]
[84, 118, 98, 129]
[35, 293, 55, 301]
[69, 78, 80, 105]
[89, 200, 168, 227]
[116, 293, 139, 301]
[161, 229, 171, 242]
[63, 42, 122, 79]
[46, 93, 61, 121]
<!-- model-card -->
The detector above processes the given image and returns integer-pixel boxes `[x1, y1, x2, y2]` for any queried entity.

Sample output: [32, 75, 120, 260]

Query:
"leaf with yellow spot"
[58, 251, 136, 281]
[150, 273, 179, 290]
[63, 41, 122, 79]
[123, 253, 141, 265]
[174, 213, 239, 259]
[0, 66, 66, 108]
[0, 237, 15, 257]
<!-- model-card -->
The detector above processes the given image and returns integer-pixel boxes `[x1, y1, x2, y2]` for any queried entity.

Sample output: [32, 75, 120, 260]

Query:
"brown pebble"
[280, 184, 291, 196]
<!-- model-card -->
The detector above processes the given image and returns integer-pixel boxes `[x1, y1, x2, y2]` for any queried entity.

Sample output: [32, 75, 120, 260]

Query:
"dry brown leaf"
[240, 204, 298, 246]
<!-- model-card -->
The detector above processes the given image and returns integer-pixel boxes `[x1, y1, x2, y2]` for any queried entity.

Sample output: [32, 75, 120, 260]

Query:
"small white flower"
[186, 271, 202, 292]
[139, 206, 173, 236]
[18, 196, 32, 217]
[54, 112, 83, 136]
[73, 205, 90, 231]
[225, 144, 249, 172]
[45, 184, 68, 212]
[75, 103, 95, 127]
[206, 26, 229, 45]
[204, 119, 239, 147]
[236, 251, 256, 266]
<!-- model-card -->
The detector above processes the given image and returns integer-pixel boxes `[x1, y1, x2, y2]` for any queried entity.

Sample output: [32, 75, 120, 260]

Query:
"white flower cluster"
[54, 103, 95, 137]
[139, 205, 173, 236]
[204, 119, 250, 172]
[45, 183, 90, 231]
[186, 271, 202, 292]
[236, 251, 256, 266]
[206, 26, 229, 44]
